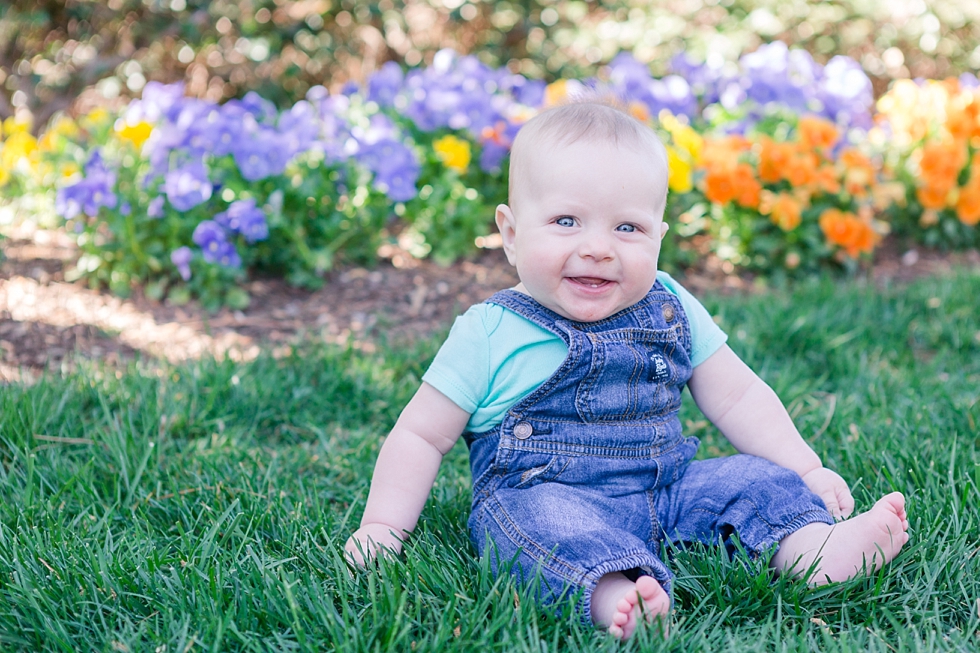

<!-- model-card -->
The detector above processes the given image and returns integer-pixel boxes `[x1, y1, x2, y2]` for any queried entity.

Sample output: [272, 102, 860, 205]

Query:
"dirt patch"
[2, 220, 978, 384]
[0, 221, 521, 382]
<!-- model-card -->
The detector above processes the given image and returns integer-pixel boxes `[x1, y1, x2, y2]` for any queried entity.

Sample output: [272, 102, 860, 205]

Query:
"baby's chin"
[542, 298, 629, 324]
[514, 279, 642, 323]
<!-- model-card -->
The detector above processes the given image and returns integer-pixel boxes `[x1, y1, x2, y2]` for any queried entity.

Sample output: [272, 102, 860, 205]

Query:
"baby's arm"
[345, 382, 471, 565]
[687, 345, 855, 519]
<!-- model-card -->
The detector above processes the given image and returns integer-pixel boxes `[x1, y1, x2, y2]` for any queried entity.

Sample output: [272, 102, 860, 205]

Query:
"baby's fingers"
[820, 493, 842, 520]
[344, 538, 372, 568]
[837, 488, 854, 519]
[836, 488, 855, 520]
[344, 530, 403, 570]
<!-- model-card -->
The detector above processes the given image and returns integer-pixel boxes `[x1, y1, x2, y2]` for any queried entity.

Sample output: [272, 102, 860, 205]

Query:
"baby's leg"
[591, 572, 670, 640]
[772, 492, 909, 584]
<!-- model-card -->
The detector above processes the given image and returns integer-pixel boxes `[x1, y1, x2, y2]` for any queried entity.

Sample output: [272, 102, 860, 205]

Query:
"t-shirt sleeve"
[420, 305, 490, 414]
[658, 272, 728, 368]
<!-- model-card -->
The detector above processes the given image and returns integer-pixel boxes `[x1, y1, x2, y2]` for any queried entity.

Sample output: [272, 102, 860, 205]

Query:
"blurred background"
[3, 0, 979, 132]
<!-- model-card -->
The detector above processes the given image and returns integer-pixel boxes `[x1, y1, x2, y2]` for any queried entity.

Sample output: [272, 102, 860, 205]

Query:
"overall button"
[662, 304, 676, 322]
[514, 422, 533, 439]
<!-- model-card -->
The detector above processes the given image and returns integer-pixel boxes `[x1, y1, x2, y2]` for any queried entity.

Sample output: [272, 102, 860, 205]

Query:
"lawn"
[1, 269, 978, 652]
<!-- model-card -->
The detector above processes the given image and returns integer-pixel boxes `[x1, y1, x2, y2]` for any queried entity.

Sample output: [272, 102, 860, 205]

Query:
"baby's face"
[496, 139, 669, 323]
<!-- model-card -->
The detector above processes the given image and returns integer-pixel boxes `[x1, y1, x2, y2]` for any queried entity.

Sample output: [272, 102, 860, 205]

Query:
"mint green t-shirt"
[422, 271, 728, 433]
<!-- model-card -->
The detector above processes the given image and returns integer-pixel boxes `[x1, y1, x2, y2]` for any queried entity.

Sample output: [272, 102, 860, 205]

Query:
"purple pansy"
[607, 52, 697, 119]
[232, 117, 293, 181]
[367, 61, 404, 107]
[214, 198, 269, 243]
[500, 75, 546, 107]
[171, 246, 193, 280]
[277, 100, 319, 160]
[163, 160, 212, 212]
[352, 115, 420, 201]
[55, 150, 118, 219]
[192, 220, 241, 268]
[239, 91, 278, 123]
[357, 137, 420, 202]
[401, 49, 511, 139]
[307, 88, 352, 163]
[125, 81, 186, 124]
[817, 55, 874, 129]
[147, 196, 165, 219]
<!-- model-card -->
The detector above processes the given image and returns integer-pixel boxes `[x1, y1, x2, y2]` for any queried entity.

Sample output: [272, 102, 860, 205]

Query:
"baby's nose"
[577, 232, 614, 260]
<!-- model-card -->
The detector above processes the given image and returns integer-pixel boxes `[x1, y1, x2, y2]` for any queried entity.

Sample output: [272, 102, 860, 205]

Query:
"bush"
[3, 0, 979, 131]
[18, 45, 980, 307]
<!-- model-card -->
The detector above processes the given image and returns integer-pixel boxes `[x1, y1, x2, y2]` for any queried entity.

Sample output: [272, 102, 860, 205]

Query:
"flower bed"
[2, 43, 979, 307]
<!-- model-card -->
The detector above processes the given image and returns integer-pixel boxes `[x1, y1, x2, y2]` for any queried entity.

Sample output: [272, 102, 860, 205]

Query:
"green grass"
[1, 269, 979, 651]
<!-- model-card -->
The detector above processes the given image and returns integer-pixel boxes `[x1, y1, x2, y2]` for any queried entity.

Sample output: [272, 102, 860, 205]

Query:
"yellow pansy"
[38, 132, 58, 152]
[2, 116, 32, 138]
[1, 131, 39, 171]
[61, 161, 81, 178]
[81, 107, 111, 129]
[433, 135, 471, 173]
[544, 79, 570, 107]
[38, 116, 80, 152]
[672, 124, 703, 164]
[659, 110, 703, 164]
[666, 145, 693, 193]
[51, 115, 79, 137]
[116, 120, 154, 150]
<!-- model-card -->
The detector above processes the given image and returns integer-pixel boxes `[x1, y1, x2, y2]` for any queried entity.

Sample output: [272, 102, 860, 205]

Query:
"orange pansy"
[819, 208, 880, 257]
[702, 135, 750, 169]
[762, 191, 803, 231]
[733, 164, 761, 209]
[918, 140, 967, 190]
[955, 180, 980, 226]
[784, 148, 819, 188]
[797, 115, 839, 152]
[945, 100, 980, 143]
[757, 138, 793, 184]
[628, 101, 651, 124]
[838, 148, 875, 197]
[813, 164, 842, 195]
[916, 184, 951, 210]
[703, 163, 739, 205]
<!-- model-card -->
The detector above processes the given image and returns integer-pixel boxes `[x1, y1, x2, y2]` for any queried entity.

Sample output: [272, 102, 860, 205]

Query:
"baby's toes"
[618, 596, 637, 613]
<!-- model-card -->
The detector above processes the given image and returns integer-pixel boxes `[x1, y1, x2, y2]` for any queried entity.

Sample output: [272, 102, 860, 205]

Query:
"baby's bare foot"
[774, 492, 909, 584]
[592, 573, 670, 640]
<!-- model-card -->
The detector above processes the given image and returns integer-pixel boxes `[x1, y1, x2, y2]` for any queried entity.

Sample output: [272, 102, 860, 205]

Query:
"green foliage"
[49, 91, 508, 309]
[3, 0, 980, 132]
[1, 270, 978, 650]
[883, 179, 980, 252]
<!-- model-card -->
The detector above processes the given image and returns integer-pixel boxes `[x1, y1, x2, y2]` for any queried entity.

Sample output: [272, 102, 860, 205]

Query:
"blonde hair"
[508, 99, 669, 210]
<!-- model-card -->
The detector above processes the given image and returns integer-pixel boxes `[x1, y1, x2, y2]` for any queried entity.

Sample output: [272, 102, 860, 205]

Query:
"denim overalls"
[464, 282, 833, 623]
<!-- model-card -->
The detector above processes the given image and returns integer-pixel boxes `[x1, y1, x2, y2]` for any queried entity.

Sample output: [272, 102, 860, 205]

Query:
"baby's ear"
[495, 204, 518, 265]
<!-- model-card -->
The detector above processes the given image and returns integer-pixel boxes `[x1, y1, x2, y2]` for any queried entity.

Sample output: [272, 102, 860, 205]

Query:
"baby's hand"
[801, 467, 855, 521]
[344, 523, 405, 567]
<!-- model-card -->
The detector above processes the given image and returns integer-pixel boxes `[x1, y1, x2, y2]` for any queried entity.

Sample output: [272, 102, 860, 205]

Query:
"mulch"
[1, 222, 978, 383]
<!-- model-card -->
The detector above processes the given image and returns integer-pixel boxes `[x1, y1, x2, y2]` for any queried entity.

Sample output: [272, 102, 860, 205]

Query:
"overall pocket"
[576, 327, 681, 422]
[510, 452, 570, 489]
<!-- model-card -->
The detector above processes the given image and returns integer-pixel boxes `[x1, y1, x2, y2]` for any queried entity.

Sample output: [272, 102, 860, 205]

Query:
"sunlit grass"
[1, 269, 978, 651]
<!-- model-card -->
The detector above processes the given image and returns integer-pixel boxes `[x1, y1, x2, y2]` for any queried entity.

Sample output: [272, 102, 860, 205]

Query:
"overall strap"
[484, 289, 575, 345]
[486, 280, 683, 337]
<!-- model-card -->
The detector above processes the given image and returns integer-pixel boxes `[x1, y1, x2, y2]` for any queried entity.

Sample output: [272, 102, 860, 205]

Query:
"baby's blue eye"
[616, 224, 636, 233]
[556, 216, 575, 227]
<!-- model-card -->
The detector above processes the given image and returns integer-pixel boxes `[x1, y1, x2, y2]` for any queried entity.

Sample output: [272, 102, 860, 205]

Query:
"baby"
[345, 101, 909, 640]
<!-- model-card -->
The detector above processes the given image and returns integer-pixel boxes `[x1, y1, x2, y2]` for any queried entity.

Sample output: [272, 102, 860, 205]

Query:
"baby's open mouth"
[569, 277, 610, 288]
